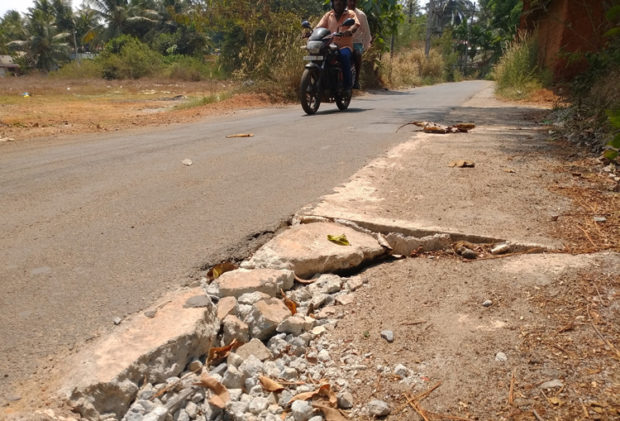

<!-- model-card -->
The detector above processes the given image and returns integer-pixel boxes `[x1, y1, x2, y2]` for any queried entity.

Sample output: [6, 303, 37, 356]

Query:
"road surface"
[0, 80, 490, 403]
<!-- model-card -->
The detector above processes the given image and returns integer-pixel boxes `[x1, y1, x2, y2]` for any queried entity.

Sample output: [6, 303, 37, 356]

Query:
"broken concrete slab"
[215, 269, 295, 299]
[60, 288, 218, 419]
[249, 298, 293, 340]
[242, 222, 386, 277]
[235, 338, 273, 361]
[297, 125, 571, 250]
[216, 296, 238, 321]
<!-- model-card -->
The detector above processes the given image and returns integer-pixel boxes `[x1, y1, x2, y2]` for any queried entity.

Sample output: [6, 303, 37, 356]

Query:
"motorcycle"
[299, 18, 356, 115]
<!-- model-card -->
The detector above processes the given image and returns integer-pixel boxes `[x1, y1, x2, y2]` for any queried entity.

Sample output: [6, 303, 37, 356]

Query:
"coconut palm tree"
[424, 0, 475, 56]
[87, 0, 159, 41]
[0, 10, 27, 55]
[8, 7, 71, 71]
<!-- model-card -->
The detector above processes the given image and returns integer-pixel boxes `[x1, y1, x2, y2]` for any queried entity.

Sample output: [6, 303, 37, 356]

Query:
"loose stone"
[380, 330, 394, 343]
[368, 399, 391, 417]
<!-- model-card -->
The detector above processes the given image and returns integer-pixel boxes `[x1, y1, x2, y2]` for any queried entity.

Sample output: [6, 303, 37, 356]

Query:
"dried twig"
[404, 394, 430, 421]
[401, 320, 427, 326]
[414, 382, 442, 401]
[508, 369, 516, 407]
[587, 307, 620, 358]
[577, 225, 598, 249]
[532, 409, 545, 421]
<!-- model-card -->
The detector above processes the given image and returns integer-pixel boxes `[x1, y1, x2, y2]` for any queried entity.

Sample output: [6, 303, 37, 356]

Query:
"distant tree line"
[0, 0, 523, 80]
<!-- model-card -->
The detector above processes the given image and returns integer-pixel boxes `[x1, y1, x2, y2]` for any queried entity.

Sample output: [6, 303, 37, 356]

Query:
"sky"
[0, 0, 83, 18]
[2, 0, 480, 21]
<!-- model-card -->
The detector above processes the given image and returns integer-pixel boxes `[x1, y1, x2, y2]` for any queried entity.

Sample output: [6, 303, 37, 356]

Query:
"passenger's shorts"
[353, 43, 364, 54]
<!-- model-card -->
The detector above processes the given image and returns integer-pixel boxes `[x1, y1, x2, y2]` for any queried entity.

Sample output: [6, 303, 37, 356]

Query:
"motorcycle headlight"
[306, 41, 323, 55]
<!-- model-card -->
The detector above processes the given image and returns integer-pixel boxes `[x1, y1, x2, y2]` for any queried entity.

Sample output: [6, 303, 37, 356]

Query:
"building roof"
[0, 55, 19, 68]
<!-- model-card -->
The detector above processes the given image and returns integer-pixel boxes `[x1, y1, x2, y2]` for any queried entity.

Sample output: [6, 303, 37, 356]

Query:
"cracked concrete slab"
[298, 85, 569, 250]
[242, 221, 386, 277]
[59, 288, 218, 419]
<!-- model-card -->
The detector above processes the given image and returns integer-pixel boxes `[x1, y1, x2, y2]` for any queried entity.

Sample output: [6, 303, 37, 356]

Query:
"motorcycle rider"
[316, 0, 360, 95]
[347, 0, 371, 89]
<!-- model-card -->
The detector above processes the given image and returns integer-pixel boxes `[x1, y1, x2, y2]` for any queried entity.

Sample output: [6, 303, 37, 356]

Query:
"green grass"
[174, 91, 234, 109]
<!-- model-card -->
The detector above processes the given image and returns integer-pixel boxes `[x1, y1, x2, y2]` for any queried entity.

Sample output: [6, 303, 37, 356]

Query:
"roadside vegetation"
[491, 2, 619, 161]
[1, 0, 617, 161]
[0, 1, 522, 95]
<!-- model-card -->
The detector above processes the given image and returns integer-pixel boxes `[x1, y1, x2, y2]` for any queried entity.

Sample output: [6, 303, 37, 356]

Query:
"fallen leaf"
[448, 160, 475, 168]
[503, 168, 516, 173]
[294, 274, 317, 285]
[207, 262, 238, 281]
[288, 384, 334, 406]
[259, 375, 285, 393]
[194, 374, 230, 409]
[281, 288, 297, 315]
[207, 339, 241, 364]
[410, 246, 424, 257]
[547, 396, 563, 406]
[226, 133, 254, 138]
[313, 404, 348, 420]
[327, 234, 350, 246]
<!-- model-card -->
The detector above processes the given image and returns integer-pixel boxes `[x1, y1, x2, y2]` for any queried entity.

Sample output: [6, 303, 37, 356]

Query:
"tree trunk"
[425, 0, 435, 57]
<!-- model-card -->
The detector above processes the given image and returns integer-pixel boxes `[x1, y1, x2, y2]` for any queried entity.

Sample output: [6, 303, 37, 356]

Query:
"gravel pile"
[117, 273, 399, 421]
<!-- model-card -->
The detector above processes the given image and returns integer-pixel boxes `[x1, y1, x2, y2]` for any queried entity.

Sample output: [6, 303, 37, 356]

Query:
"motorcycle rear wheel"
[300, 69, 321, 115]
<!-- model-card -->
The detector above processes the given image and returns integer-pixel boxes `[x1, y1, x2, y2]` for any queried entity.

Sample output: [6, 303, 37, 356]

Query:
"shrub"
[97, 35, 163, 79]
[381, 48, 444, 89]
[493, 33, 546, 99]
[162, 55, 223, 81]
[51, 59, 102, 78]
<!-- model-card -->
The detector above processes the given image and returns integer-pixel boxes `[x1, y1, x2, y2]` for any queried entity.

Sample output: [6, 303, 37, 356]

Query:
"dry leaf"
[327, 234, 350, 246]
[448, 160, 475, 168]
[226, 133, 254, 138]
[288, 390, 317, 405]
[207, 262, 237, 281]
[207, 339, 240, 364]
[194, 374, 230, 409]
[259, 375, 285, 393]
[410, 246, 424, 257]
[295, 274, 317, 284]
[288, 384, 334, 406]
[547, 396, 563, 406]
[281, 288, 297, 315]
[313, 404, 349, 421]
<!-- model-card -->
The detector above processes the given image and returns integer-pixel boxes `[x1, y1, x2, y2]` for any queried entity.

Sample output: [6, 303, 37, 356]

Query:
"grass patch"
[380, 48, 445, 89]
[175, 91, 234, 109]
[493, 33, 549, 100]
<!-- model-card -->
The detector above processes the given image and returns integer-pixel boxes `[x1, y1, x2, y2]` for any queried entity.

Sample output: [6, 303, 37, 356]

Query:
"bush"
[97, 35, 163, 79]
[381, 48, 444, 89]
[51, 59, 102, 78]
[493, 33, 547, 99]
[163, 55, 224, 81]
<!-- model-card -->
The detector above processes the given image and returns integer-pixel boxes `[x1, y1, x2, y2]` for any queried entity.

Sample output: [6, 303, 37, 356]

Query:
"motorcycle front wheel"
[335, 89, 351, 111]
[300, 68, 321, 115]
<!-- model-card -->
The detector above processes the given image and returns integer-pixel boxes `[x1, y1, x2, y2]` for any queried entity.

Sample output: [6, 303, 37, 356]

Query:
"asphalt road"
[0, 80, 488, 403]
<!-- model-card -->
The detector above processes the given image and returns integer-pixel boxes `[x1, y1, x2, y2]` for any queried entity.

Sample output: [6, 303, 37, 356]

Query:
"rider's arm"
[343, 11, 361, 37]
